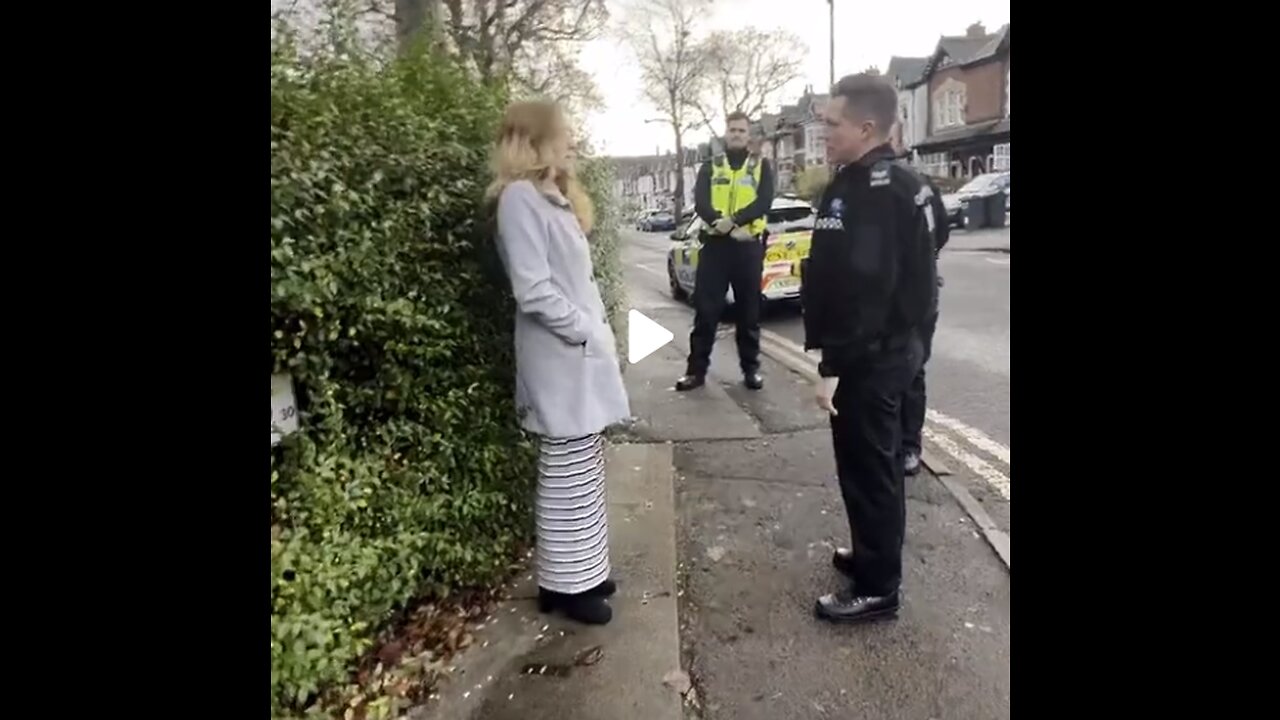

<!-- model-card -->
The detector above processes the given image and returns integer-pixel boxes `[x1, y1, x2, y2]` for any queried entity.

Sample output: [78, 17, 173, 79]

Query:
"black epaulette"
[869, 159, 892, 188]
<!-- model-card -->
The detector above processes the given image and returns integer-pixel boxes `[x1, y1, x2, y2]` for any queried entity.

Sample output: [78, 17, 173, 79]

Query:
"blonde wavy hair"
[486, 100, 595, 234]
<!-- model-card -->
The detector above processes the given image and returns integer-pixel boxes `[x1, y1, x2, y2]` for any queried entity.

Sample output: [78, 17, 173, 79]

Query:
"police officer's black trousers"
[901, 304, 939, 457]
[830, 338, 920, 597]
[686, 237, 764, 377]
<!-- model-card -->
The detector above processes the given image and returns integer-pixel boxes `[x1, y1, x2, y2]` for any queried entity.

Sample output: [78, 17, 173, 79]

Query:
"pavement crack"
[677, 472, 829, 488]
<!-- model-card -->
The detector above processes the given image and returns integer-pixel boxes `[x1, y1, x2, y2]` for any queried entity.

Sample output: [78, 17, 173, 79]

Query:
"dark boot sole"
[813, 603, 900, 624]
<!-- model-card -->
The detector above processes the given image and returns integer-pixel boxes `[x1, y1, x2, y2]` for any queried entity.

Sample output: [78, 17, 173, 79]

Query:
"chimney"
[966, 22, 986, 38]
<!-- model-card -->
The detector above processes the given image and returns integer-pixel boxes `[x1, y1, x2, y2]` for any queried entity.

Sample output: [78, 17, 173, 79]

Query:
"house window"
[918, 152, 949, 178]
[993, 143, 1010, 171]
[933, 86, 966, 130]
[805, 124, 825, 164]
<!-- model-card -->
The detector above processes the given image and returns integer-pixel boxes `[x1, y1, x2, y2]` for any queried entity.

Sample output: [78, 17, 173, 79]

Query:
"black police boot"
[675, 374, 706, 392]
[744, 372, 764, 390]
[814, 589, 900, 624]
[831, 548, 856, 578]
[582, 578, 617, 597]
[537, 588, 613, 625]
[904, 452, 922, 476]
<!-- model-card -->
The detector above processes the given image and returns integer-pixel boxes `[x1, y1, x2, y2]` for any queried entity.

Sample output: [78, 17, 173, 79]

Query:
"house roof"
[962, 24, 1009, 67]
[886, 56, 929, 87]
[755, 112, 780, 137]
[919, 26, 1003, 80]
[799, 93, 828, 122]
[938, 36, 991, 64]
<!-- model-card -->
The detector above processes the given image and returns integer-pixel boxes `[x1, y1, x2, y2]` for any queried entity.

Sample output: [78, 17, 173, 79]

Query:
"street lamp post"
[828, 0, 834, 89]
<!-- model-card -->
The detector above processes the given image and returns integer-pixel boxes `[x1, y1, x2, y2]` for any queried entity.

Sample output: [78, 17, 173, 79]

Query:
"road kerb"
[756, 327, 1010, 571]
[758, 329, 819, 382]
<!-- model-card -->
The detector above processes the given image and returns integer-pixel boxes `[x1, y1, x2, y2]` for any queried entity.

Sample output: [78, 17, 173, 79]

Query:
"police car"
[666, 196, 815, 305]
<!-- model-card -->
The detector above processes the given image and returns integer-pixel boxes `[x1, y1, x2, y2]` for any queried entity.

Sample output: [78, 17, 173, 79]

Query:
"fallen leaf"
[574, 645, 605, 666]
[705, 546, 726, 562]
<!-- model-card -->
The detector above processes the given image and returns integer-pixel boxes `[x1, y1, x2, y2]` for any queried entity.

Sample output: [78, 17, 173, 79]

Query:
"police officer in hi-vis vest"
[676, 111, 775, 392]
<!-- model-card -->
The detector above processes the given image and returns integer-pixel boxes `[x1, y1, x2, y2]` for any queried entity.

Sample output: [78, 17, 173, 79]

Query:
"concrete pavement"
[413, 442, 685, 720]
[624, 233, 1009, 719]
[411, 229, 1010, 719]
[642, 335, 1009, 719]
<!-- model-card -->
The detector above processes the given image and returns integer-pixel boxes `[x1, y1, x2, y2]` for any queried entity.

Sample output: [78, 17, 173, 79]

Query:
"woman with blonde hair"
[488, 100, 631, 625]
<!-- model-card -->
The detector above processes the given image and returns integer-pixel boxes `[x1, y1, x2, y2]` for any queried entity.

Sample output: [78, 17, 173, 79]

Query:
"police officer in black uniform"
[898, 139, 950, 477]
[801, 73, 938, 624]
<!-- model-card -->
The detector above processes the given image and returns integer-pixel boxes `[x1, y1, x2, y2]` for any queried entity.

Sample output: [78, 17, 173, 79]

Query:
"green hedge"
[270, 43, 535, 716]
[579, 158, 627, 364]
[270, 39, 627, 718]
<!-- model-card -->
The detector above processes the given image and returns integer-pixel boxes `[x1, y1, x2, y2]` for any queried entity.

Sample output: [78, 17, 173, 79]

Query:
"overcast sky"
[584, 0, 1009, 157]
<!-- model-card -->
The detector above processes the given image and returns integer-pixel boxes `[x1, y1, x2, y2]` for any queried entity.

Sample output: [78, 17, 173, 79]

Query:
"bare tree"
[627, 0, 713, 219]
[391, 1, 608, 116]
[514, 39, 604, 124]
[694, 27, 807, 133]
[278, 1, 608, 116]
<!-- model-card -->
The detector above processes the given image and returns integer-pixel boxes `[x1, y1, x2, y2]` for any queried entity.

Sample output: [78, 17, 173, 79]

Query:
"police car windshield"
[766, 206, 814, 230]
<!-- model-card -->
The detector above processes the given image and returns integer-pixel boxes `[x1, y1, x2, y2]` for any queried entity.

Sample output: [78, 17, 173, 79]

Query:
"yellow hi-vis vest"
[710, 154, 767, 237]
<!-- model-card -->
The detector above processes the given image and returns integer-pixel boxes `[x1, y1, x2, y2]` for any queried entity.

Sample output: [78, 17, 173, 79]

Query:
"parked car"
[941, 172, 1010, 228]
[634, 210, 659, 230]
[666, 197, 815, 305]
[644, 211, 677, 232]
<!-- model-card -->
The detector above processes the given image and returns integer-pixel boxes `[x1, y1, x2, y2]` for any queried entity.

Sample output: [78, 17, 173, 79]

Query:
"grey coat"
[495, 180, 631, 438]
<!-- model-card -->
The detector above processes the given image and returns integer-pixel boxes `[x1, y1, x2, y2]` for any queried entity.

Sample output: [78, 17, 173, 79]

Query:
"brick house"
[911, 22, 1010, 180]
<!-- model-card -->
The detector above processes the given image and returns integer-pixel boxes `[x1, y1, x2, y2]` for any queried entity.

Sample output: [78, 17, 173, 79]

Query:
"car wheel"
[668, 259, 688, 301]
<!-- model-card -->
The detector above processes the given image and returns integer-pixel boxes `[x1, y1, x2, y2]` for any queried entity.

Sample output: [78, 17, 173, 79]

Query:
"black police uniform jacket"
[801, 144, 939, 378]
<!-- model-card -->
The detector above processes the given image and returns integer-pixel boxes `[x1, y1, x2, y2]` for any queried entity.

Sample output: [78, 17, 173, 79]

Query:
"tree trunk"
[673, 133, 686, 220]
[395, 0, 443, 54]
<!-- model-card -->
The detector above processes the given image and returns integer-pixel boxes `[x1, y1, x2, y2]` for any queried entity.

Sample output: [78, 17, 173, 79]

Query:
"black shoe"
[676, 375, 705, 392]
[537, 588, 613, 625]
[904, 452, 922, 476]
[814, 589, 900, 624]
[744, 372, 764, 390]
[583, 578, 617, 597]
[832, 548, 856, 578]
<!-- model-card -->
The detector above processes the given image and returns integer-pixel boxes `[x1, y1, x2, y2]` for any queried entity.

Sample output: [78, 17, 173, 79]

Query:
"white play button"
[628, 309, 674, 364]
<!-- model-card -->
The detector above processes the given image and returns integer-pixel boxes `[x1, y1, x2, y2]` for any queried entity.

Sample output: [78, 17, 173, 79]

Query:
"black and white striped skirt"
[536, 433, 610, 594]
